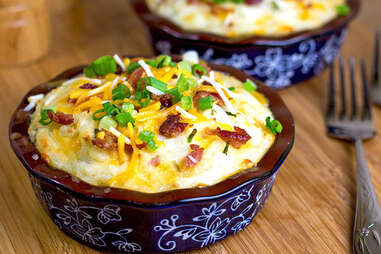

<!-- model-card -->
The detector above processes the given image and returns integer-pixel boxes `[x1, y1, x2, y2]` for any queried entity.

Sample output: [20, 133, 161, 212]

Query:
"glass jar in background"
[0, 0, 51, 66]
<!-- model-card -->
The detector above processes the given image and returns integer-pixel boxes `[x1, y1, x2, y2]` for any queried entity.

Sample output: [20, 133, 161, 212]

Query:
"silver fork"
[372, 31, 381, 106]
[326, 58, 380, 254]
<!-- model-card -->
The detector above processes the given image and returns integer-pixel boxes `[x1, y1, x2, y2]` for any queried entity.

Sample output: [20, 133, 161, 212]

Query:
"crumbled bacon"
[160, 94, 174, 108]
[79, 83, 97, 89]
[193, 91, 224, 109]
[184, 144, 204, 168]
[115, 65, 123, 74]
[244, 0, 263, 5]
[150, 156, 160, 167]
[159, 114, 188, 137]
[128, 68, 145, 90]
[215, 127, 251, 149]
[200, 62, 211, 75]
[47, 111, 74, 125]
[92, 131, 118, 150]
[125, 143, 147, 153]
[67, 98, 76, 104]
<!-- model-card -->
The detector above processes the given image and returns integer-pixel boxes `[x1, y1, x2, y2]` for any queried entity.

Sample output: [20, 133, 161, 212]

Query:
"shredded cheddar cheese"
[28, 52, 278, 193]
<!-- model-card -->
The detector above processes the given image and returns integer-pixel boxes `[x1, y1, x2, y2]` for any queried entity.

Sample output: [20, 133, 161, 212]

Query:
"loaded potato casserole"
[146, 0, 351, 38]
[27, 52, 282, 193]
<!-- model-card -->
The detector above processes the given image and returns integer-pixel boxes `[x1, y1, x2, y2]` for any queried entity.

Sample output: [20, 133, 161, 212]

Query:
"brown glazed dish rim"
[9, 60, 294, 206]
[132, 0, 360, 46]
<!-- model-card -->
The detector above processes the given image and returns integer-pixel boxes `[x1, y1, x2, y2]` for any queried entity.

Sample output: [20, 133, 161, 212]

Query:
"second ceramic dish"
[132, 0, 360, 89]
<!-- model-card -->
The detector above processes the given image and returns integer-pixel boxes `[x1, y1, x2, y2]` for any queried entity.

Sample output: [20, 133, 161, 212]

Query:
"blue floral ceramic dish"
[132, 0, 360, 89]
[9, 61, 294, 253]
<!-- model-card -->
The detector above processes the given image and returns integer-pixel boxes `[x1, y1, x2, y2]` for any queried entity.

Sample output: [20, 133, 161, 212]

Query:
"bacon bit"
[159, 113, 188, 137]
[92, 131, 118, 150]
[41, 153, 51, 164]
[245, 0, 263, 5]
[200, 62, 211, 75]
[125, 143, 146, 153]
[150, 156, 160, 167]
[128, 68, 145, 90]
[47, 111, 74, 125]
[215, 127, 251, 149]
[115, 65, 123, 75]
[160, 94, 174, 108]
[193, 91, 224, 109]
[184, 144, 204, 168]
[79, 83, 98, 89]
[67, 97, 77, 104]
[203, 128, 218, 135]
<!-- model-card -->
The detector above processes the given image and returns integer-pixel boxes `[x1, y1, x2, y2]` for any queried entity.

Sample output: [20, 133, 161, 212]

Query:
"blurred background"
[0, 0, 379, 70]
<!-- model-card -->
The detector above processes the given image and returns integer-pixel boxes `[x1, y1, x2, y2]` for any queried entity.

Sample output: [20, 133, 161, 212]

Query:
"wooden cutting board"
[1, 1, 380, 253]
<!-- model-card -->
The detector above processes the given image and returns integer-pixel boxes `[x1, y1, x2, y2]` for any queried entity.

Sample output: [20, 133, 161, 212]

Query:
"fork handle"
[353, 139, 381, 254]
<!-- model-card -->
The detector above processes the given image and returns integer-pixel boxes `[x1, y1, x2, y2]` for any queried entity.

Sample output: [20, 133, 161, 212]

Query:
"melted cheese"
[146, 0, 346, 37]
[28, 64, 275, 193]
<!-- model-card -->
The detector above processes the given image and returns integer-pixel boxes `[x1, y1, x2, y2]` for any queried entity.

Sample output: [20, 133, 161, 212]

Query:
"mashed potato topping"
[146, 0, 348, 38]
[28, 53, 281, 193]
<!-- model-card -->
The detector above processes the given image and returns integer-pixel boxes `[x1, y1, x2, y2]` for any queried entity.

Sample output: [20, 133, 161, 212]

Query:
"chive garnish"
[187, 129, 197, 143]
[223, 143, 230, 155]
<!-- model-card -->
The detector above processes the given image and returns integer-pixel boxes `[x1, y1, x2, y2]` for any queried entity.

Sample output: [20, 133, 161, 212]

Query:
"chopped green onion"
[187, 129, 197, 143]
[92, 109, 106, 120]
[138, 130, 158, 151]
[243, 79, 257, 92]
[177, 61, 192, 74]
[270, 1, 279, 11]
[146, 139, 158, 151]
[127, 62, 141, 73]
[155, 55, 172, 68]
[83, 67, 96, 78]
[102, 102, 120, 116]
[84, 55, 117, 78]
[116, 112, 135, 127]
[266, 117, 283, 135]
[146, 77, 167, 93]
[187, 77, 197, 90]
[336, 4, 350, 16]
[39, 108, 56, 125]
[199, 96, 213, 110]
[176, 74, 189, 92]
[226, 112, 237, 117]
[92, 102, 120, 120]
[121, 102, 134, 114]
[228, 87, 236, 91]
[112, 84, 131, 100]
[99, 116, 117, 131]
[167, 87, 182, 103]
[223, 142, 230, 155]
[138, 131, 155, 143]
[135, 90, 151, 107]
[176, 74, 197, 92]
[145, 59, 157, 68]
[192, 64, 207, 77]
[181, 96, 192, 111]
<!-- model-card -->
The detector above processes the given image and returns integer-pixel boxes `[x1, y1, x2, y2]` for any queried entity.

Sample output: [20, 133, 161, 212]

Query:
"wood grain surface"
[1, 1, 380, 253]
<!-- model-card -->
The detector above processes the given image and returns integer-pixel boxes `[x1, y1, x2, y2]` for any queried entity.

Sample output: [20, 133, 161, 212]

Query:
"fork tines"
[327, 58, 372, 121]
